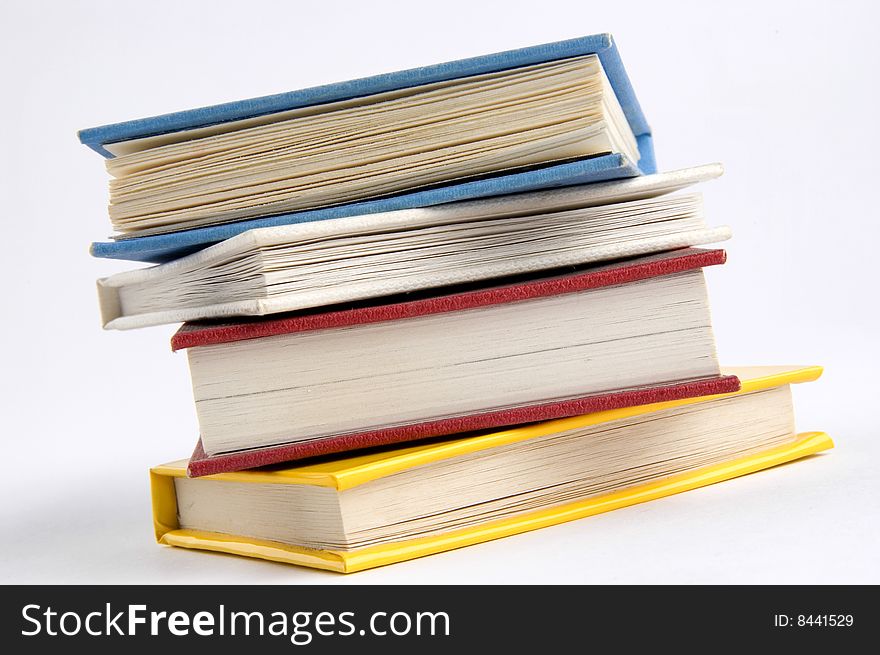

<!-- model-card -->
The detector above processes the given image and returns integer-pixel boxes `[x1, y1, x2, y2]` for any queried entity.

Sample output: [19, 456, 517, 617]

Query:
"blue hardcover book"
[80, 34, 654, 263]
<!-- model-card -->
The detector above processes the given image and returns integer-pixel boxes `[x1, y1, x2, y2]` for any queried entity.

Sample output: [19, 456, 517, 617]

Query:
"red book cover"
[176, 248, 739, 476]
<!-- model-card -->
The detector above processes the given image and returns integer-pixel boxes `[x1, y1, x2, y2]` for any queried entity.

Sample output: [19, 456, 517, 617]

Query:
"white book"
[97, 164, 730, 330]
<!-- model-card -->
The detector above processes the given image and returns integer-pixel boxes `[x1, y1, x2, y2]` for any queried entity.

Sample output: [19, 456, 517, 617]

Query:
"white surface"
[0, 0, 877, 584]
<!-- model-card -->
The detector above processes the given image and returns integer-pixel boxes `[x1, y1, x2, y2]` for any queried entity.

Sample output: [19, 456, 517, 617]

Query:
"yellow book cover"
[151, 365, 831, 573]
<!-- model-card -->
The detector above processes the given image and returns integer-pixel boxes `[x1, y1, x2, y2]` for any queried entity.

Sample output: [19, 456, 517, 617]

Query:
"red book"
[174, 248, 738, 476]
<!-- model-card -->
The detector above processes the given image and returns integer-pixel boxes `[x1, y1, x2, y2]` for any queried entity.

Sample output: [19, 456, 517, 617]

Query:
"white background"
[1, 0, 877, 584]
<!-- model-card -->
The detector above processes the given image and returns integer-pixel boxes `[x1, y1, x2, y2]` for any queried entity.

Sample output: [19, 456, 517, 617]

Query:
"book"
[97, 165, 729, 329]
[150, 366, 831, 573]
[172, 248, 738, 476]
[80, 34, 654, 264]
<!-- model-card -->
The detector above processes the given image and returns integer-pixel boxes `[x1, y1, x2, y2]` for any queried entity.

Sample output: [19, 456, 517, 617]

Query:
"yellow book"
[151, 366, 831, 573]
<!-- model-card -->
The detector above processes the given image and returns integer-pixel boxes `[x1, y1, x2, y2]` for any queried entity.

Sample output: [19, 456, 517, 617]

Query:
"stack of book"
[81, 34, 831, 573]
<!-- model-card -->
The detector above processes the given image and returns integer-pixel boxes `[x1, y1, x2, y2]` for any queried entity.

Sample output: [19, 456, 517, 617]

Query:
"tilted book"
[79, 34, 655, 263]
[97, 165, 728, 329]
[172, 248, 738, 476]
[150, 366, 831, 573]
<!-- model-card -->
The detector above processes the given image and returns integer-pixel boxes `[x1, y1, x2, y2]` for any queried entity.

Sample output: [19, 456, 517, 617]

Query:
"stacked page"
[98, 165, 728, 329]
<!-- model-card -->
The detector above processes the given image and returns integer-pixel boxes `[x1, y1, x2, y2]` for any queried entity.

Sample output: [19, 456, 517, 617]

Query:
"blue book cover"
[81, 34, 654, 263]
